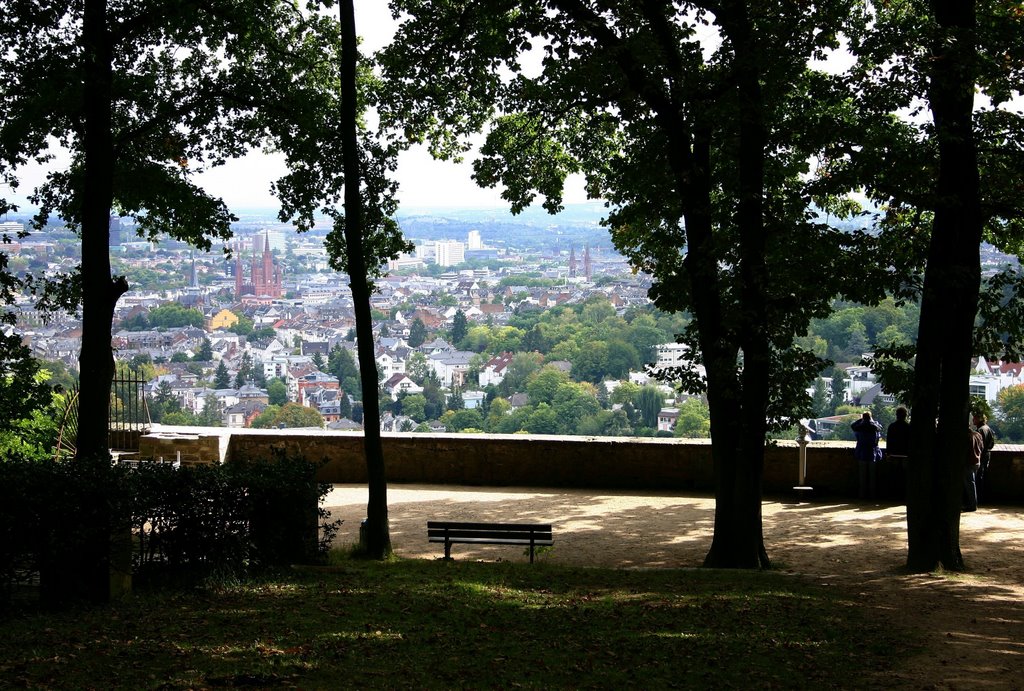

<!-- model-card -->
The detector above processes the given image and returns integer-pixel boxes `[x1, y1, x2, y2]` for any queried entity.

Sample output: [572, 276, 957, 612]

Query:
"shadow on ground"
[323, 484, 1024, 688]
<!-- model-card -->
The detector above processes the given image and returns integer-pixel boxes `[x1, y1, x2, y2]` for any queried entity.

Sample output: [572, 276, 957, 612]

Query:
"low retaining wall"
[215, 429, 1024, 502]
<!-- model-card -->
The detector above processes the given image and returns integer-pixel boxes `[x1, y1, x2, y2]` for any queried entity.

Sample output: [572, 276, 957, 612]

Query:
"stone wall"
[216, 429, 1023, 502]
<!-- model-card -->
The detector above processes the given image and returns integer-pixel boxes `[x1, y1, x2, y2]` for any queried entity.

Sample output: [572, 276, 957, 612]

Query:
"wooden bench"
[427, 521, 553, 563]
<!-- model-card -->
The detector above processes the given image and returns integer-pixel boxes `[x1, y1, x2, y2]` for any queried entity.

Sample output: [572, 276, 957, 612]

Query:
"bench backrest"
[427, 521, 553, 542]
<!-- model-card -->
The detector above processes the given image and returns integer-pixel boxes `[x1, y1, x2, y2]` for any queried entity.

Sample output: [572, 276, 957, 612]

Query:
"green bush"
[0, 454, 340, 609]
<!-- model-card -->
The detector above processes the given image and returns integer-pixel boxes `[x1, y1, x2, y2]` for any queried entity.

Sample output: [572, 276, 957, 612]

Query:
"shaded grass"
[0, 558, 915, 689]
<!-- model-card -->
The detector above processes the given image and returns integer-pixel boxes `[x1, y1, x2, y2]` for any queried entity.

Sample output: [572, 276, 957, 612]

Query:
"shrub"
[0, 453, 339, 609]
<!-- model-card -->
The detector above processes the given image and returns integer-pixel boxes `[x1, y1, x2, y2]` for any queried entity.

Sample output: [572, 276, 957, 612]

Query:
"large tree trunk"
[704, 3, 771, 569]
[906, 0, 981, 573]
[674, 125, 769, 569]
[340, 0, 391, 559]
[76, 0, 126, 462]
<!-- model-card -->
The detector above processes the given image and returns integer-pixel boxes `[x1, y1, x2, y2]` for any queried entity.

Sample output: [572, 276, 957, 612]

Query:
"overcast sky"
[5, 8, 1016, 218]
[2, 2, 584, 216]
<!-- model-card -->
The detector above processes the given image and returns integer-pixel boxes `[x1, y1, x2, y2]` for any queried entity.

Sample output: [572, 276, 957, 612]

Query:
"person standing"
[972, 413, 995, 503]
[886, 406, 911, 498]
[965, 425, 984, 512]
[852, 411, 882, 500]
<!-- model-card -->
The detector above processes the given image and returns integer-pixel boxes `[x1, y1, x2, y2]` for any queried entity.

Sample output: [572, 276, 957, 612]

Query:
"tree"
[405, 351, 430, 383]
[381, 0, 878, 568]
[228, 313, 255, 337]
[338, 393, 352, 421]
[498, 352, 544, 396]
[552, 382, 601, 434]
[147, 380, 180, 423]
[485, 397, 512, 431]
[636, 386, 666, 431]
[569, 341, 610, 384]
[267, 379, 288, 407]
[674, 398, 712, 439]
[450, 309, 468, 346]
[805, 378, 825, 420]
[193, 339, 214, 362]
[162, 410, 196, 426]
[147, 304, 204, 330]
[214, 361, 232, 390]
[446, 388, 465, 412]
[829, 370, 847, 414]
[1, 0, 319, 463]
[848, 1, 1024, 572]
[526, 367, 570, 407]
[274, 402, 324, 429]
[197, 393, 222, 427]
[399, 393, 427, 423]
[610, 381, 641, 407]
[251, 402, 324, 429]
[995, 386, 1024, 442]
[443, 408, 484, 432]
[408, 318, 427, 348]
[235, 352, 256, 389]
[329, 345, 360, 387]
[269, 1, 414, 559]
[525, 403, 560, 435]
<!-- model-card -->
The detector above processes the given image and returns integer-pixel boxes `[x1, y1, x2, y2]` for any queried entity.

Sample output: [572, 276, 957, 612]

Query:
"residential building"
[657, 408, 680, 433]
[383, 373, 423, 400]
[427, 350, 475, 388]
[479, 352, 514, 387]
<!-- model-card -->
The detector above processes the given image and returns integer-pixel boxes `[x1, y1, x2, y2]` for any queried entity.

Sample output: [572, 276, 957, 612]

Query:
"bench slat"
[428, 536, 554, 546]
[428, 528, 552, 539]
[428, 521, 551, 531]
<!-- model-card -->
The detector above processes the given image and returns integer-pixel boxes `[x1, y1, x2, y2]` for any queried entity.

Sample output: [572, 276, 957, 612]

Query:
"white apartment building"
[0, 221, 24, 236]
[434, 240, 466, 267]
[467, 230, 482, 250]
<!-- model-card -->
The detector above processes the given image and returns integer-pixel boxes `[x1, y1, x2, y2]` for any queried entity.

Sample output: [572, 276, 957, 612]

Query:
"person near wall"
[851, 411, 883, 500]
[965, 424, 984, 512]
[885, 406, 911, 499]
[972, 413, 995, 503]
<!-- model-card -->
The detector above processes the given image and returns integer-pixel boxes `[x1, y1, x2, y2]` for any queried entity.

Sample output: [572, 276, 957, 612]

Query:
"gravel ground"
[324, 484, 1024, 689]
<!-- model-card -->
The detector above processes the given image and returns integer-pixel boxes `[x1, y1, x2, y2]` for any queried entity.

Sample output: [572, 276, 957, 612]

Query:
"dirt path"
[324, 485, 1024, 689]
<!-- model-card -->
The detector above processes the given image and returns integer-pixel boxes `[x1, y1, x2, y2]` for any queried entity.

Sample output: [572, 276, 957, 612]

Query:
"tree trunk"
[906, 0, 981, 573]
[699, 4, 772, 569]
[76, 0, 125, 462]
[679, 127, 769, 569]
[340, 0, 391, 559]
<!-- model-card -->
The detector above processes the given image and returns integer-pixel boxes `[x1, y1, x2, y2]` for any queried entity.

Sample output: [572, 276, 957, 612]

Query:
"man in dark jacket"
[965, 425, 984, 512]
[885, 406, 911, 499]
[852, 411, 882, 500]
[972, 413, 995, 503]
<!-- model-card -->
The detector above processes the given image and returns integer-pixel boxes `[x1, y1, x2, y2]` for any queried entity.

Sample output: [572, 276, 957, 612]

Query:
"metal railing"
[109, 369, 151, 451]
[54, 371, 153, 458]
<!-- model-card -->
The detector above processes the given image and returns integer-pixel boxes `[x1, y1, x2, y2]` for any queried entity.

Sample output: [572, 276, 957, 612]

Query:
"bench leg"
[444, 538, 452, 561]
[529, 538, 535, 564]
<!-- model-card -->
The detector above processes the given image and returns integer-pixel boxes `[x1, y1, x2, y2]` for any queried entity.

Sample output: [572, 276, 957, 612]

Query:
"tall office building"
[435, 240, 466, 267]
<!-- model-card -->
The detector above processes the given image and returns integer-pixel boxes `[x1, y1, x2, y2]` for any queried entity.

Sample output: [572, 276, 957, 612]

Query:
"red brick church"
[234, 233, 283, 299]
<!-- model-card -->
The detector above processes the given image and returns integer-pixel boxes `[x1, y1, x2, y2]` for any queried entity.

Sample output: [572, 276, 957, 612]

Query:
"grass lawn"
[1, 557, 914, 689]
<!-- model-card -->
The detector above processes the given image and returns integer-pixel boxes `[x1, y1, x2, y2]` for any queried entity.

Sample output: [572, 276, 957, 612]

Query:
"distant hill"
[394, 201, 613, 251]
